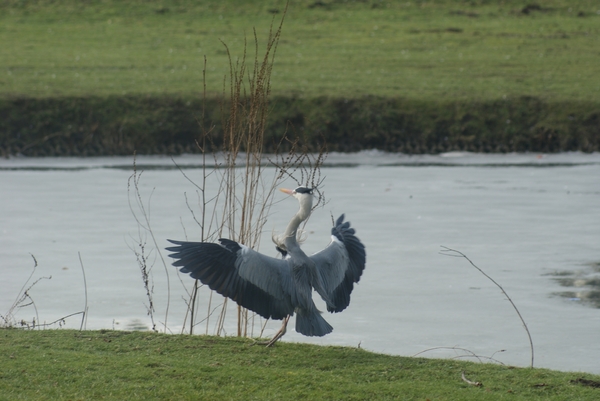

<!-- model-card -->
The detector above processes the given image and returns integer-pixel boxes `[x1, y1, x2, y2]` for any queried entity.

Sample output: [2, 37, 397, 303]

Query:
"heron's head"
[280, 186, 314, 218]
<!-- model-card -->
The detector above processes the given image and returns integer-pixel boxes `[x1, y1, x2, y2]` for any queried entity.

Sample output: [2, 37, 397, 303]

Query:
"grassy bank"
[2, 95, 599, 156]
[2, 329, 600, 400]
[1, 0, 599, 155]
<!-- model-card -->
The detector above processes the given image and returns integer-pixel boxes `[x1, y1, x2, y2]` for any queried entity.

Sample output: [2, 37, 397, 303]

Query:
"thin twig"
[78, 252, 88, 331]
[128, 156, 167, 332]
[440, 246, 534, 368]
[33, 312, 85, 329]
[413, 346, 506, 365]
[8, 254, 38, 316]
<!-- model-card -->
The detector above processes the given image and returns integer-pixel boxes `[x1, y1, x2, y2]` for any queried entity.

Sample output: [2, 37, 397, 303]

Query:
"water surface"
[1, 152, 599, 374]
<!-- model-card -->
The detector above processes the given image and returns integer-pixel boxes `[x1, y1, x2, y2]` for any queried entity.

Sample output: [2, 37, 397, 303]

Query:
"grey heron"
[166, 186, 366, 340]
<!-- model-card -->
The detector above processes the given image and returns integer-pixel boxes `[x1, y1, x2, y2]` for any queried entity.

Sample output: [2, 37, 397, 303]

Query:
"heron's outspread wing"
[166, 239, 295, 320]
[310, 214, 366, 313]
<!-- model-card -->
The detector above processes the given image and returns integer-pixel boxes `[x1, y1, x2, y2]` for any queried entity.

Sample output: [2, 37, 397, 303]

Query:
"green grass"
[1, 0, 599, 155]
[2, 329, 600, 400]
[1, 0, 599, 101]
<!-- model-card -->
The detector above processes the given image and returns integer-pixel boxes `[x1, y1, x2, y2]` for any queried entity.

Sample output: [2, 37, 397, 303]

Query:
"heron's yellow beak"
[279, 188, 294, 195]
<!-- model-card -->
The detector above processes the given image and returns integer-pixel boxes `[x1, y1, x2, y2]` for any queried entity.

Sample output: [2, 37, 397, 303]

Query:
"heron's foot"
[265, 318, 288, 347]
[252, 316, 290, 347]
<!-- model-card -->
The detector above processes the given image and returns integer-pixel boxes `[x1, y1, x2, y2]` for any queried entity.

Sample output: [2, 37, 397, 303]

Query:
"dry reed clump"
[185, 6, 328, 337]
[129, 3, 328, 337]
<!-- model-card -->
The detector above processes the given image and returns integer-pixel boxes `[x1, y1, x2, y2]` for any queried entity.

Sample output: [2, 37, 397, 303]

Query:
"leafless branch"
[440, 246, 534, 368]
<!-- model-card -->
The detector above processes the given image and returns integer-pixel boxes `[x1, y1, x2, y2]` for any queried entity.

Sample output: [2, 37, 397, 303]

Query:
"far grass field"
[2, 330, 600, 400]
[1, 0, 599, 155]
[1, 0, 599, 101]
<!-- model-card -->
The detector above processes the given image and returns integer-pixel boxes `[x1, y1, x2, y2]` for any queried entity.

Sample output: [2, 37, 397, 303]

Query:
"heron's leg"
[250, 315, 290, 347]
[266, 315, 290, 347]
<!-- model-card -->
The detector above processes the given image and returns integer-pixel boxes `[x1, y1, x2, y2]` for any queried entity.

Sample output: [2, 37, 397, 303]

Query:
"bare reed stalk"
[77, 252, 89, 331]
[131, 230, 157, 332]
[127, 155, 168, 332]
[440, 246, 535, 368]
[210, 7, 289, 337]
[185, 56, 212, 335]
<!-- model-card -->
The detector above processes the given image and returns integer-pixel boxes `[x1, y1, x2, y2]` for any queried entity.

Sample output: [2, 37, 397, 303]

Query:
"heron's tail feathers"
[295, 309, 333, 337]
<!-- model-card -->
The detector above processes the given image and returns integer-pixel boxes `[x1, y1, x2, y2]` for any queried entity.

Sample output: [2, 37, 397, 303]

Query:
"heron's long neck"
[283, 205, 310, 250]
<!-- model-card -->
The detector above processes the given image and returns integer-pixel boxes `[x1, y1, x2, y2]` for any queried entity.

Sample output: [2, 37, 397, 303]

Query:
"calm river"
[1, 152, 599, 374]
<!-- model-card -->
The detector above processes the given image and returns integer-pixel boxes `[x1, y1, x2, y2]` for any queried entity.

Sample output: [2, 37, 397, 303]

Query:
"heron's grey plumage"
[166, 187, 366, 337]
[167, 239, 295, 320]
[311, 214, 366, 312]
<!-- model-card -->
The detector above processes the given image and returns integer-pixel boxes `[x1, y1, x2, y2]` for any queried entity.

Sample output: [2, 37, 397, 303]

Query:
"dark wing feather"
[310, 214, 366, 313]
[166, 239, 294, 320]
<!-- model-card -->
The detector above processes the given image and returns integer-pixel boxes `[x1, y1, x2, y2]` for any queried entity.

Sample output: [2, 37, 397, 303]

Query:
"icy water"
[1, 152, 599, 374]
